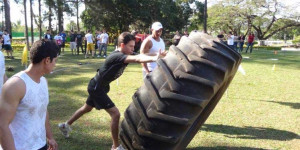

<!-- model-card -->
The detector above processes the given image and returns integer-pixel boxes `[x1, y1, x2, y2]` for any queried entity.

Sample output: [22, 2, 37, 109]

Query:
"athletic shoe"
[111, 145, 125, 150]
[58, 122, 72, 138]
[97, 55, 100, 58]
[103, 55, 106, 58]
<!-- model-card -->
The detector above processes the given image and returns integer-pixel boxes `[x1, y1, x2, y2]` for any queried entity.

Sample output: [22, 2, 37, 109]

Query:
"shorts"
[86, 79, 115, 110]
[3, 44, 12, 51]
[70, 42, 76, 49]
[87, 43, 94, 51]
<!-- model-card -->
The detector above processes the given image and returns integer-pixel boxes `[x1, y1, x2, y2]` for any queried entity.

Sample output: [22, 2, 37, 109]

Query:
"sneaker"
[111, 145, 125, 150]
[97, 55, 100, 58]
[58, 122, 72, 138]
[103, 55, 106, 58]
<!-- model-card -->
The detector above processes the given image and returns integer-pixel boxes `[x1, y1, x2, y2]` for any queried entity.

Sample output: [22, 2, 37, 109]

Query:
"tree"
[4, 0, 12, 33]
[207, 0, 300, 43]
[30, 0, 34, 44]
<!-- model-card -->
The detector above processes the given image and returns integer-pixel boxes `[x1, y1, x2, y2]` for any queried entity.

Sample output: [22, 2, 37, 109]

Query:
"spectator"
[227, 32, 234, 49]
[217, 31, 225, 41]
[238, 33, 246, 52]
[99, 29, 109, 58]
[70, 30, 77, 55]
[0, 40, 59, 150]
[173, 31, 181, 46]
[76, 30, 84, 55]
[84, 30, 95, 58]
[183, 30, 189, 37]
[140, 22, 166, 77]
[246, 32, 255, 53]
[60, 31, 67, 55]
[233, 32, 239, 52]
[2, 30, 13, 59]
[54, 33, 63, 56]
[44, 30, 53, 41]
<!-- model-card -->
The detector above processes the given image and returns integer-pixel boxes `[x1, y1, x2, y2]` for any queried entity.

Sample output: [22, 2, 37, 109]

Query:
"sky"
[4, 0, 300, 28]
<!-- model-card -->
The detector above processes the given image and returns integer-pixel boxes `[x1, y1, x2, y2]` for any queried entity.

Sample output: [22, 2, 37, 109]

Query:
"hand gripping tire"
[120, 31, 242, 150]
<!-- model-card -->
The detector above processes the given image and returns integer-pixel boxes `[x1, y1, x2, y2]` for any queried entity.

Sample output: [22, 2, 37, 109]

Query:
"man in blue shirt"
[60, 31, 67, 55]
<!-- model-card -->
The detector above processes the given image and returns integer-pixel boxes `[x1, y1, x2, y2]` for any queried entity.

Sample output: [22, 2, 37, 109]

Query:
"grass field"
[3, 46, 300, 150]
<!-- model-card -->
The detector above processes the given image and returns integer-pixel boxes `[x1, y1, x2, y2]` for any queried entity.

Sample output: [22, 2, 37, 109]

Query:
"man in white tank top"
[0, 40, 58, 150]
[140, 22, 167, 77]
[0, 51, 8, 96]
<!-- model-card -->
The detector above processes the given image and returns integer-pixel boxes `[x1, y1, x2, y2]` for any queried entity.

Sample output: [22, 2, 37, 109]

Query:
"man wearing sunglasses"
[140, 22, 166, 77]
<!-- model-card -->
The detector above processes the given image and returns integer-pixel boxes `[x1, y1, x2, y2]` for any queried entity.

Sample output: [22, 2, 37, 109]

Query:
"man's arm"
[124, 49, 167, 63]
[140, 39, 152, 73]
[45, 111, 58, 150]
[0, 78, 25, 150]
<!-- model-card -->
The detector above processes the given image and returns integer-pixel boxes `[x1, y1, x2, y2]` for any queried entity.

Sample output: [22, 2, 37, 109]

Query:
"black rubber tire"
[120, 31, 242, 150]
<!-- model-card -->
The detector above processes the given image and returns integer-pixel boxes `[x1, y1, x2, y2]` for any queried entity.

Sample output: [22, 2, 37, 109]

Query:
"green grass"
[4, 48, 300, 150]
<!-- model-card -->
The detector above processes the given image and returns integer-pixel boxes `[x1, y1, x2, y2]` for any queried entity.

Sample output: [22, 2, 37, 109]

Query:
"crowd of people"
[217, 31, 255, 53]
[0, 22, 168, 150]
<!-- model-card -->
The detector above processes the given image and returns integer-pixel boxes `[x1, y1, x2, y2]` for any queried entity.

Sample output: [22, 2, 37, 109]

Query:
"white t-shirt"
[54, 35, 62, 41]
[100, 33, 109, 44]
[96, 34, 101, 44]
[227, 35, 234, 45]
[0, 51, 5, 95]
[143, 36, 165, 73]
[9, 71, 49, 150]
[3, 34, 11, 45]
[85, 33, 94, 43]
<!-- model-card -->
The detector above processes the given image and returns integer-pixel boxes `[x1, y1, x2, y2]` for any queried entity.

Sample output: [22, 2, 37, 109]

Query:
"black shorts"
[38, 144, 47, 150]
[86, 81, 115, 110]
[61, 42, 65, 47]
[3, 44, 12, 50]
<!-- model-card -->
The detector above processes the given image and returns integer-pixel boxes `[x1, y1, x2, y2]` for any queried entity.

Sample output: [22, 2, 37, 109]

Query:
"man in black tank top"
[58, 32, 167, 150]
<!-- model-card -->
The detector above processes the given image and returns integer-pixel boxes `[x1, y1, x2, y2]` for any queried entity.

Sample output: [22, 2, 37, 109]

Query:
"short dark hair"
[118, 32, 135, 46]
[30, 39, 59, 64]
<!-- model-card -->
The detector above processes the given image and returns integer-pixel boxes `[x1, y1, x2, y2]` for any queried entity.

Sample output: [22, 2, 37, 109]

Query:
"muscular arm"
[0, 78, 25, 150]
[140, 39, 152, 73]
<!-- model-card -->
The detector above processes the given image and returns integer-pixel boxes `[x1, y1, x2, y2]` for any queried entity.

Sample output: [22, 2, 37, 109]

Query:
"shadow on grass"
[262, 100, 300, 109]
[201, 124, 299, 141]
[187, 146, 269, 150]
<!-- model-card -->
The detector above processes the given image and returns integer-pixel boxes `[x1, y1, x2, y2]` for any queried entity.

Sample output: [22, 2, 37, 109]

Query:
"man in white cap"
[140, 22, 166, 77]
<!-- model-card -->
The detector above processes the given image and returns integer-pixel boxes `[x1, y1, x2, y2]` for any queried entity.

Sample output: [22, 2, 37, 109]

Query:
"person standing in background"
[60, 31, 67, 55]
[140, 22, 166, 77]
[238, 33, 246, 52]
[99, 29, 109, 58]
[70, 30, 77, 55]
[246, 32, 255, 53]
[2, 30, 14, 59]
[84, 30, 95, 58]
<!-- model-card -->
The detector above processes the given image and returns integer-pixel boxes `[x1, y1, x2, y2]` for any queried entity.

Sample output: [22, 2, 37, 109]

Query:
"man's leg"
[67, 104, 93, 125]
[105, 106, 121, 149]
[250, 43, 253, 53]
[245, 43, 250, 53]
[103, 44, 107, 57]
[99, 44, 103, 57]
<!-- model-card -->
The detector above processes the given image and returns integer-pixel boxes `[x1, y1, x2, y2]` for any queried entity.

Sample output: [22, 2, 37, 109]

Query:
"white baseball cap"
[151, 22, 163, 31]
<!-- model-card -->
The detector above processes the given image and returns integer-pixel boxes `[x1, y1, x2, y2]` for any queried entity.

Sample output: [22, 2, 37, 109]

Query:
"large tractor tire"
[120, 31, 242, 150]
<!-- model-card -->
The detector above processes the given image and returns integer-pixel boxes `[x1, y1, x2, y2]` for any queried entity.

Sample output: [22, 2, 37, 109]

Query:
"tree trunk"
[24, 0, 29, 51]
[30, 0, 34, 44]
[76, 0, 80, 31]
[203, 0, 207, 33]
[57, 0, 64, 32]
[38, 0, 42, 39]
[4, 0, 12, 34]
[48, 4, 52, 31]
